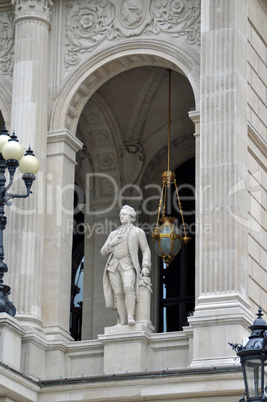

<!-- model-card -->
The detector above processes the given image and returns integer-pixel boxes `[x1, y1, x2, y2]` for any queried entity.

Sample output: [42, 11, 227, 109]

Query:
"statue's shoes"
[128, 316, 135, 326]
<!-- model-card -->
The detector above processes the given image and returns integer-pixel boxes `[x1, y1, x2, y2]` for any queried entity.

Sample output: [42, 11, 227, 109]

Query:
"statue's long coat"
[100, 225, 151, 309]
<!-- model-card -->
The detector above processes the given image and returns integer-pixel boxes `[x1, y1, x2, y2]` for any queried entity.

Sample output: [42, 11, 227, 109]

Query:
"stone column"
[188, 0, 253, 367]
[5, 0, 53, 329]
[42, 130, 82, 340]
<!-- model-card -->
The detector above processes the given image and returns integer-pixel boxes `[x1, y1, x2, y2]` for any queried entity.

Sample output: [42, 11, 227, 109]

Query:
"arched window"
[70, 186, 84, 340]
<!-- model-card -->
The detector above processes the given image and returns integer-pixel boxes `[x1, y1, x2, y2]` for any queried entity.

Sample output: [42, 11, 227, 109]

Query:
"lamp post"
[0, 126, 39, 317]
[229, 307, 267, 401]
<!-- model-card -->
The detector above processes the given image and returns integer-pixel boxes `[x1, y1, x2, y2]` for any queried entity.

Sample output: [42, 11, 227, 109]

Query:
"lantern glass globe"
[19, 154, 40, 174]
[2, 140, 24, 161]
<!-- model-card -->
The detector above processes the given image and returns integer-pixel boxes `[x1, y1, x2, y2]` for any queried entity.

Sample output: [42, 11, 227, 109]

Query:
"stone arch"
[50, 41, 200, 136]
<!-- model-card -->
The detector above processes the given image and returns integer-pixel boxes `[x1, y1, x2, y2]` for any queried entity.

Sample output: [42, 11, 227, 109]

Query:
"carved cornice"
[11, 0, 53, 23]
[66, 0, 200, 67]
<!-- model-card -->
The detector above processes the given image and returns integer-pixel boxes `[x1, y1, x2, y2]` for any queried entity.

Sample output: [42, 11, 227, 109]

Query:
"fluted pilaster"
[198, 0, 249, 307]
[5, 0, 52, 329]
[188, 0, 253, 368]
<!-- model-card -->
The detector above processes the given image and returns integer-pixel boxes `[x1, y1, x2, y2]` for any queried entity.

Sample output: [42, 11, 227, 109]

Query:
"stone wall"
[247, 0, 267, 312]
[0, 1, 266, 401]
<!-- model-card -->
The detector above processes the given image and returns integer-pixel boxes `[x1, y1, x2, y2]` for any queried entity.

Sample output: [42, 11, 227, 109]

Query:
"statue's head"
[120, 205, 136, 224]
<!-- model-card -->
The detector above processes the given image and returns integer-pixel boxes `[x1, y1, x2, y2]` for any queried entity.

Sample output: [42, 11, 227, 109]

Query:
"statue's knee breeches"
[123, 286, 135, 296]
[121, 268, 136, 296]
[108, 264, 136, 298]
[108, 269, 124, 299]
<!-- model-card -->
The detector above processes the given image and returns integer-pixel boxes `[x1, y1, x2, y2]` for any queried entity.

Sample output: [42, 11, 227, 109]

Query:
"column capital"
[11, 0, 53, 25]
[188, 110, 200, 137]
[188, 110, 200, 125]
[47, 129, 83, 165]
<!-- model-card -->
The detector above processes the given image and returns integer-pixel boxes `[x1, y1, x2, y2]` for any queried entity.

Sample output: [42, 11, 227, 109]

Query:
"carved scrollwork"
[0, 12, 14, 75]
[149, 0, 200, 44]
[66, 0, 200, 67]
[66, 1, 115, 67]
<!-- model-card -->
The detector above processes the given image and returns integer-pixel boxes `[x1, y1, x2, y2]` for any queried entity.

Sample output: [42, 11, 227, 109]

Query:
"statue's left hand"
[141, 267, 150, 277]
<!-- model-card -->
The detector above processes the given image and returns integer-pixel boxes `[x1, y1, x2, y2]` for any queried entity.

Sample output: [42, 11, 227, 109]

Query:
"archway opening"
[70, 64, 196, 339]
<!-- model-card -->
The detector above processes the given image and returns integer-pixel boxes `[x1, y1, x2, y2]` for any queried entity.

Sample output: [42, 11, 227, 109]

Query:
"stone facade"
[0, 0, 266, 401]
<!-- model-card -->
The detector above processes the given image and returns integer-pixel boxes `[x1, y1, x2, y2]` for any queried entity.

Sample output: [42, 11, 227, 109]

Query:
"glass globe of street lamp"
[19, 147, 40, 175]
[2, 131, 24, 161]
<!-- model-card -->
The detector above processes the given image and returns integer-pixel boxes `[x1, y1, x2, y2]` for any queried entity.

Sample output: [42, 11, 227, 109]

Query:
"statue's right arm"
[100, 233, 114, 257]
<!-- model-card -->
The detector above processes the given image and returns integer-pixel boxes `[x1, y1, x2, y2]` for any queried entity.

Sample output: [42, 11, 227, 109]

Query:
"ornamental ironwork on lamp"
[229, 307, 267, 402]
[0, 126, 39, 317]
[151, 70, 190, 266]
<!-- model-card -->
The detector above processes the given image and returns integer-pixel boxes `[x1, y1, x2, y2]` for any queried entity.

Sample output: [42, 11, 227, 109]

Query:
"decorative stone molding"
[93, 131, 111, 147]
[77, 144, 92, 164]
[11, 0, 53, 23]
[120, 140, 144, 185]
[97, 153, 115, 171]
[66, 0, 200, 67]
[0, 12, 14, 75]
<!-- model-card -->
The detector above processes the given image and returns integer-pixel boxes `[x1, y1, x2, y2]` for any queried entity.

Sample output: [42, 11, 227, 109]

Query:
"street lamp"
[0, 126, 39, 317]
[229, 307, 267, 402]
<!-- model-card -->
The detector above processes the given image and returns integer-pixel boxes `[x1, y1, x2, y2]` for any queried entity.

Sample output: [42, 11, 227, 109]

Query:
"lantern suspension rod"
[163, 180, 167, 217]
[156, 184, 165, 229]
[175, 184, 187, 238]
[167, 69, 171, 173]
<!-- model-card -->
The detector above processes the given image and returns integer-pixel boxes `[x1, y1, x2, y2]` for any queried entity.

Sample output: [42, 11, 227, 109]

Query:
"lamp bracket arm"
[228, 342, 243, 352]
[5, 189, 32, 204]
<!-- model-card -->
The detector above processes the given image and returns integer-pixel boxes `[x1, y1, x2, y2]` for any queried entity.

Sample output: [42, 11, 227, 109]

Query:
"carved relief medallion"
[115, 0, 150, 35]
[66, 0, 200, 68]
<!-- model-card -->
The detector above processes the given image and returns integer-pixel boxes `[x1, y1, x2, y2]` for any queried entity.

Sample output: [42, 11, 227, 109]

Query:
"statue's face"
[120, 211, 131, 225]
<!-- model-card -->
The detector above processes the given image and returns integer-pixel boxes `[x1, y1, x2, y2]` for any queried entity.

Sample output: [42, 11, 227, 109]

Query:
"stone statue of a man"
[101, 205, 151, 326]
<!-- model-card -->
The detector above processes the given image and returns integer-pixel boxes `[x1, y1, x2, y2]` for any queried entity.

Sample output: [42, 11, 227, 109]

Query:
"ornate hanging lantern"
[152, 70, 190, 266]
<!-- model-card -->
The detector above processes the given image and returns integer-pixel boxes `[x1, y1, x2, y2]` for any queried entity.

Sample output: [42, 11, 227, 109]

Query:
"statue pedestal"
[99, 322, 154, 374]
[0, 313, 25, 370]
[136, 276, 152, 324]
